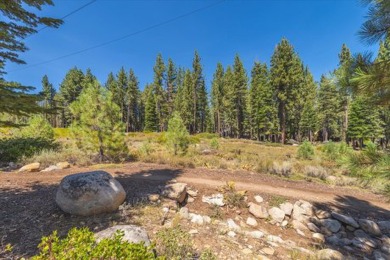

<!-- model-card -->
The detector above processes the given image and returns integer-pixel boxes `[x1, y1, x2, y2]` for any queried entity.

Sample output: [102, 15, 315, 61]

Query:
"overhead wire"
[9, 0, 225, 73]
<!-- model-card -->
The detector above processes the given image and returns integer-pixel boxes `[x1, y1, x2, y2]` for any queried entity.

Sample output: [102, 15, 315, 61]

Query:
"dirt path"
[2, 162, 389, 215]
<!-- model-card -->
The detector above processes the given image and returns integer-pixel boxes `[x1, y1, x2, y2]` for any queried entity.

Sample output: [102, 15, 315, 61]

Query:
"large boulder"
[55, 171, 126, 216]
[95, 225, 150, 246]
[268, 207, 285, 223]
[19, 162, 40, 172]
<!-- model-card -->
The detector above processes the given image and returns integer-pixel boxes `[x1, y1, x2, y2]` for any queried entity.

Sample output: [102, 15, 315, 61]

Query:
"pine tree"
[115, 67, 128, 123]
[166, 112, 190, 155]
[249, 62, 277, 141]
[336, 44, 353, 142]
[232, 54, 248, 138]
[70, 81, 128, 162]
[317, 75, 341, 141]
[58, 67, 85, 127]
[299, 67, 318, 142]
[153, 54, 167, 131]
[0, 0, 62, 75]
[143, 85, 158, 132]
[211, 63, 225, 135]
[41, 75, 56, 125]
[192, 51, 207, 133]
[222, 66, 235, 137]
[270, 38, 304, 143]
[181, 70, 194, 131]
[126, 69, 140, 132]
[166, 58, 177, 115]
[348, 96, 384, 148]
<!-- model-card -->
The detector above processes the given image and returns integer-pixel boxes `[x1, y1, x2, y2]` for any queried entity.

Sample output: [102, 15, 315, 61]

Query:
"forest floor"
[1, 162, 389, 259]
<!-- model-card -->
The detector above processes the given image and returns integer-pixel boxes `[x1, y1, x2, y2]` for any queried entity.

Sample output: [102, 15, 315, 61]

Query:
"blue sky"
[4, 0, 376, 92]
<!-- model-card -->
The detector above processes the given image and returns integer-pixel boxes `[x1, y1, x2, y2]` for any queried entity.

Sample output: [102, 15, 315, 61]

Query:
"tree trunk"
[280, 101, 286, 144]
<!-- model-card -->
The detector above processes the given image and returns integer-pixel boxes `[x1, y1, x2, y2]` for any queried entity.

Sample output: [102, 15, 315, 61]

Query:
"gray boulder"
[320, 219, 341, 233]
[55, 171, 126, 216]
[95, 225, 150, 246]
[268, 207, 285, 223]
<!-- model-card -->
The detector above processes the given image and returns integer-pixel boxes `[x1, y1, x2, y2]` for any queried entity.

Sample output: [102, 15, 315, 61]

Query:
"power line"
[10, 0, 225, 73]
[36, 0, 98, 33]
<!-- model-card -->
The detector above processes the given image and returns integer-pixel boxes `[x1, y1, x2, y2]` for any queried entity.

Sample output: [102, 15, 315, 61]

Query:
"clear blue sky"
[4, 0, 376, 93]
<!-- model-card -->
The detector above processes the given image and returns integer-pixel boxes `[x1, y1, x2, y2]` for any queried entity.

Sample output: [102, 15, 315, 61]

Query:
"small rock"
[246, 217, 258, 227]
[189, 229, 198, 235]
[247, 230, 264, 239]
[266, 235, 284, 243]
[95, 225, 150, 246]
[261, 247, 275, 255]
[373, 250, 387, 260]
[378, 221, 390, 234]
[281, 220, 288, 227]
[320, 219, 341, 233]
[331, 212, 359, 228]
[41, 165, 60, 172]
[187, 197, 195, 203]
[307, 222, 320, 233]
[292, 220, 309, 231]
[326, 235, 340, 245]
[359, 219, 382, 237]
[187, 189, 198, 197]
[314, 208, 331, 219]
[346, 225, 356, 232]
[227, 231, 236, 237]
[254, 195, 264, 203]
[19, 162, 40, 172]
[189, 213, 204, 225]
[148, 194, 160, 202]
[249, 202, 269, 219]
[179, 207, 189, 219]
[296, 229, 305, 236]
[268, 207, 285, 223]
[161, 183, 187, 203]
[227, 218, 241, 231]
[326, 175, 338, 183]
[312, 233, 325, 243]
[202, 194, 225, 207]
[354, 229, 369, 238]
[56, 161, 70, 169]
[203, 216, 211, 224]
[242, 248, 252, 255]
[340, 238, 352, 246]
[316, 249, 343, 260]
[279, 202, 293, 216]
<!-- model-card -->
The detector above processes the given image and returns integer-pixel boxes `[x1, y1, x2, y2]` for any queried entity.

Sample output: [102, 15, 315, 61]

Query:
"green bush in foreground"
[33, 227, 157, 260]
[156, 226, 195, 260]
[297, 141, 314, 160]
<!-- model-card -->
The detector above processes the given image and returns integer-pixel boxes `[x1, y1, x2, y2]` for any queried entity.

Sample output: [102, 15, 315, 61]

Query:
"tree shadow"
[311, 195, 390, 258]
[0, 168, 183, 258]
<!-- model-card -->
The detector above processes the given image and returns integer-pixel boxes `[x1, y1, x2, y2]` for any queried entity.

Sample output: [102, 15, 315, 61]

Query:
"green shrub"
[33, 227, 157, 260]
[199, 248, 217, 260]
[166, 112, 190, 155]
[0, 137, 59, 163]
[155, 226, 195, 260]
[139, 141, 154, 156]
[297, 141, 314, 160]
[210, 138, 220, 149]
[19, 115, 54, 141]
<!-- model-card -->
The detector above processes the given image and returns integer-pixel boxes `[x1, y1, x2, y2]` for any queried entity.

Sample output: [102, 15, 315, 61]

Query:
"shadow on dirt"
[0, 168, 183, 258]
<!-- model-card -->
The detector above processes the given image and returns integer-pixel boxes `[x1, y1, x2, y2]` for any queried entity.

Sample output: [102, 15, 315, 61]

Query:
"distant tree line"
[36, 38, 390, 148]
